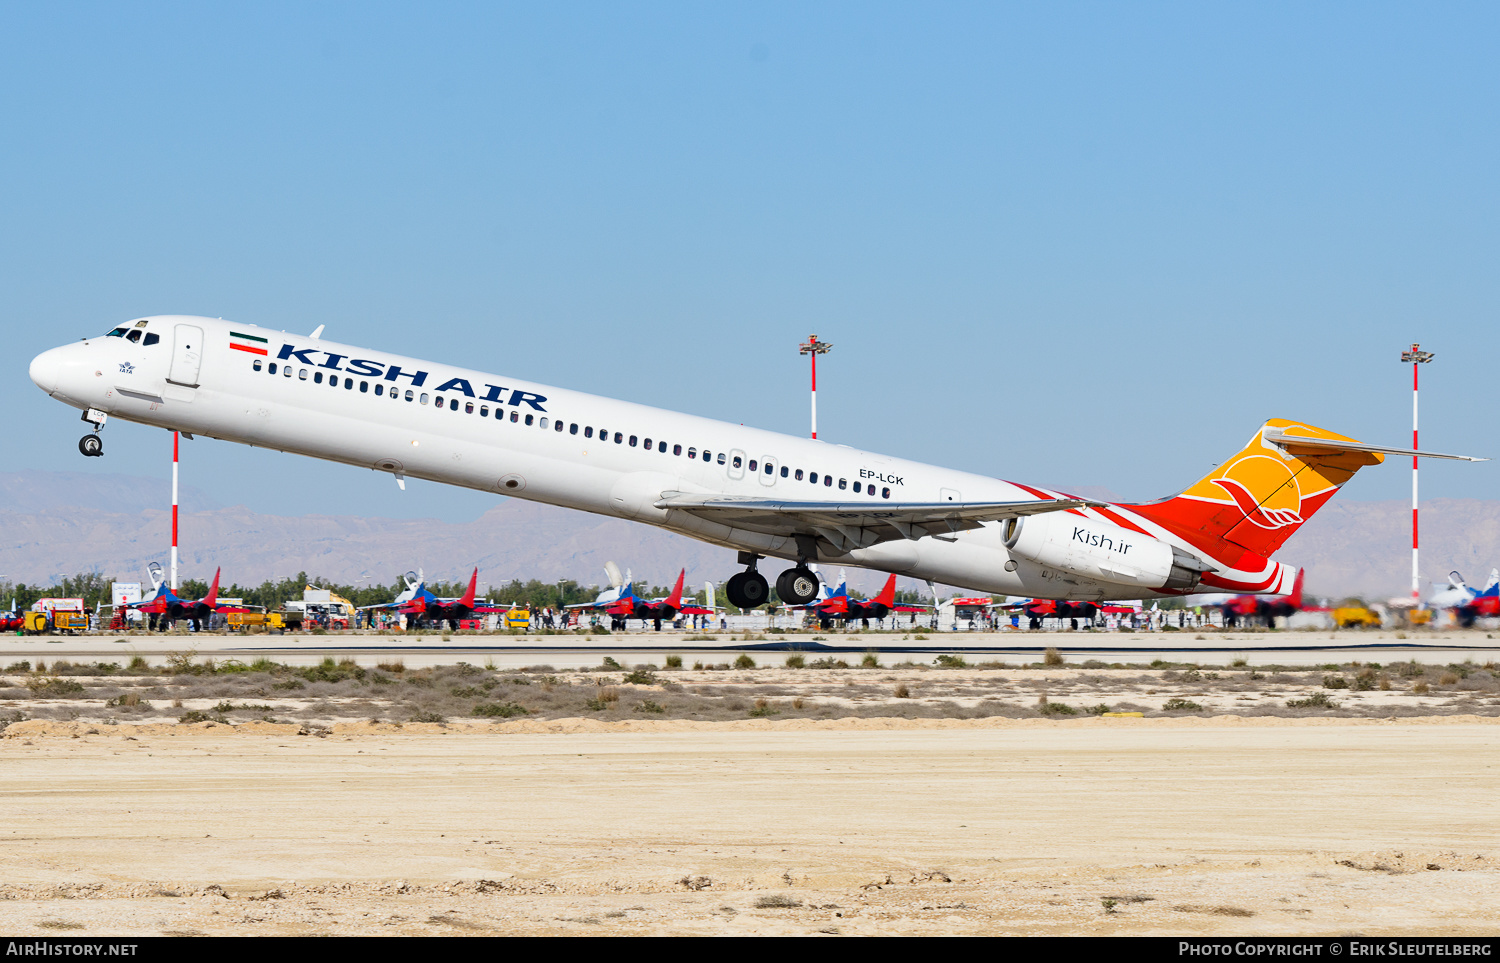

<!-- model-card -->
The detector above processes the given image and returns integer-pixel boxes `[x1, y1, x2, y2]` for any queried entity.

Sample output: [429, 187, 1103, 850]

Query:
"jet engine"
[1002, 513, 1210, 592]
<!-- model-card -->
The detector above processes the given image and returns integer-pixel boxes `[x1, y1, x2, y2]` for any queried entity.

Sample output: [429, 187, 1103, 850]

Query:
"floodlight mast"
[1401, 343, 1434, 603]
[798, 335, 832, 440]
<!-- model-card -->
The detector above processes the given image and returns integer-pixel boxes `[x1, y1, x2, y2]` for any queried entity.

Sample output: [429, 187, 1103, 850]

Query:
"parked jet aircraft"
[29, 316, 1484, 607]
[129, 567, 240, 630]
[1439, 569, 1500, 626]
[1208, 569, 1316, 628]
[1429, 569, 1499, 612]
[1000, 596, 1140, 629]
[361, 568, 503, 629]
[569, 568, 714, 630]
[801, 572, 928, 628]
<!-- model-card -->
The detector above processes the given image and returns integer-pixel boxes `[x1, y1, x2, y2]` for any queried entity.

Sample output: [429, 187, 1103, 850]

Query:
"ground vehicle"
[1333, 606, 1382, 628]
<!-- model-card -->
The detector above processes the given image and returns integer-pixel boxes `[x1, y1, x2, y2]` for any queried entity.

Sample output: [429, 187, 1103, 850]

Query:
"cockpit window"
[126, 330, 142, 343]
[143, 333, 160, 346]
[106, 328, 127, 338]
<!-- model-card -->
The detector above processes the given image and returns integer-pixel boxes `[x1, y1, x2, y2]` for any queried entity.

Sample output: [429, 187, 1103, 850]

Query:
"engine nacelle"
[1002, 514, 1209, 592]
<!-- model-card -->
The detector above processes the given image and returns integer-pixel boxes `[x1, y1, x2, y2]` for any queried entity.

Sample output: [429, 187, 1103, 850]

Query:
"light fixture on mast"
[798, 335, 832, 440]
[1401, 343, 1434, 603]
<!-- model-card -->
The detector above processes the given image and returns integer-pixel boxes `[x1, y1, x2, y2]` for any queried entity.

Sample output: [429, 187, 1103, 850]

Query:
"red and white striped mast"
[171, 430, 180, 590]
[798, 335, 831, 439]
[1402, 343, 1434, 603]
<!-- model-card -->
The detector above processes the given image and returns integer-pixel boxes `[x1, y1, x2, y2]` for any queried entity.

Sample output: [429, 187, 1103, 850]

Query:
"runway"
[5, 628, 1497, 669]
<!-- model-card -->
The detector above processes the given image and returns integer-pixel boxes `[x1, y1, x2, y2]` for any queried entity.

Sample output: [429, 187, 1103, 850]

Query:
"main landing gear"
[725, 553, 821, 608]
[725, 554, 770, 609]
[78, 409, 106, 458]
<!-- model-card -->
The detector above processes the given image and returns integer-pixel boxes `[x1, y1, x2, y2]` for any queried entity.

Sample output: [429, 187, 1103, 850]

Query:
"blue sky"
[5, 2, 1495, 522]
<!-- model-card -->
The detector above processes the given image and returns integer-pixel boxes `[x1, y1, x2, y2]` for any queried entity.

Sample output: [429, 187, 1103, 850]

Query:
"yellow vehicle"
[23, 612, 49, 635]
[53, 612, 88, 634]
[505, 607, 531, 630]
[1333, 606, 1382, 628]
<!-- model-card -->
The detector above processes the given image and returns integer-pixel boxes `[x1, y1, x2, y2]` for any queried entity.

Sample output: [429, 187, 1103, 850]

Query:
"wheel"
[78, 434, 102, 457]
[775, 567, 820, 606]
[726, 571, 770, 609]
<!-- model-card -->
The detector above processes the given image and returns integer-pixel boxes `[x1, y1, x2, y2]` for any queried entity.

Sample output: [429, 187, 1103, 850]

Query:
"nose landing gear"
[78, 409, 107, 457]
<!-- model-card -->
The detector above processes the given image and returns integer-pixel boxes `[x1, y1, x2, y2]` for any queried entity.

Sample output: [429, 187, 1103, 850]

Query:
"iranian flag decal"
[229, 331, 269, 355]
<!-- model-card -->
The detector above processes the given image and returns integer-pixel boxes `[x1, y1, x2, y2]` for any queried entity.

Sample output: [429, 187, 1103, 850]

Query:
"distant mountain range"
[1, 471, 1495, 600]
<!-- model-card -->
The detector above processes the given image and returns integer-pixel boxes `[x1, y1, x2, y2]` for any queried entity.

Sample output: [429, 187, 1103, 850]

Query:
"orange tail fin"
[1123, 420, 1382, 564]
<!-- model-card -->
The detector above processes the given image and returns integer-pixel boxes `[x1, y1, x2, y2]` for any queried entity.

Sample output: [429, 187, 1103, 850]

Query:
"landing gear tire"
[775, 567, 819, 606]
[726, 571, 769, 609]
[78, 434, 102, 457]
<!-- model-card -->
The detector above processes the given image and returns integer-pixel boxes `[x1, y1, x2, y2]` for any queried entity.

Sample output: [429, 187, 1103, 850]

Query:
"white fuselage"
[29, 315, 1281, 599]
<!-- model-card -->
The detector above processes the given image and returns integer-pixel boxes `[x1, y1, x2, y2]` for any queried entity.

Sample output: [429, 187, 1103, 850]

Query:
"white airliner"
[28, 316, 1483, 609]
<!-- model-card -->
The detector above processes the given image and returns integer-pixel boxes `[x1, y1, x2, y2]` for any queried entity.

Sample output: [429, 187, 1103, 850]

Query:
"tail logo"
[1208, 454, 1304, 530]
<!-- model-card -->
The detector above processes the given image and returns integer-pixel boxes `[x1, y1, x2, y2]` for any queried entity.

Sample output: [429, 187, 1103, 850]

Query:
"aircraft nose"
[29, 347, 65, 395]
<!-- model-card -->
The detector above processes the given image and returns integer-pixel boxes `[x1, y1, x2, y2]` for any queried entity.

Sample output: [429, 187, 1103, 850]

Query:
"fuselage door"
[167, 324, 204, 388]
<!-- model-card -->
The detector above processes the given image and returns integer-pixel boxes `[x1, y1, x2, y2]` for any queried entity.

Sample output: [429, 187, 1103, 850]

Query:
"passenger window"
[809, 472, 817, 483]
[405, 389, 414, 401]
[824, 475, 833, 486]
[853, 482, 861, 493]
[555, 420, 564, 432]
[511, 411, 519, 422]
[733, 456, 742, 468]
[839, 479, 847, 490]
[268, 362, 277, 374]
[143, 333, 160, 346]
[420, 393, 429, 404]
[126, 330, 142, 343]
[253, 360, 262, 372]
[882, 487, 890, 499]
[299, 369, 309, 380]
[374, 384, 383, 395]
[717, 453, 726, 465]
[644, 439, 653, 451]
[673, 444, 682, 455]
[284, 366, 292, 377]
[688, 448, 696, 459]
[525, 414, 534, 426]
[570, 423, 578, 435]
[794, 469, 803, 480]
[466, 402, 475, 414]
[360, 381, 368, 393]
[540, 417, 548, 429]
[479, 405, 487, 416]
[747, 459, 757, 471]
[779, 466, 787, 477]
[629, 435, 637, 447]
[584, 427, 593, 438]
[614, 432, 623, 444]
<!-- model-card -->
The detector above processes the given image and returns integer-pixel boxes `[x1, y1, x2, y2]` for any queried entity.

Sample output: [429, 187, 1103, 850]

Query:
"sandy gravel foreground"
[1, 717, 1497, 936]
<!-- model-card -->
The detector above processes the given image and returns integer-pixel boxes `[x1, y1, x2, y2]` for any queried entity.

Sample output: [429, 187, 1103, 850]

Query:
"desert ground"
[2, 650, 1497, 936]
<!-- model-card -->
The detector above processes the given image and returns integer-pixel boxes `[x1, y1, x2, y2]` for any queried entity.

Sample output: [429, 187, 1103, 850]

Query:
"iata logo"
[1210, 454, 1304, 529]
[118, 362, 134, 374]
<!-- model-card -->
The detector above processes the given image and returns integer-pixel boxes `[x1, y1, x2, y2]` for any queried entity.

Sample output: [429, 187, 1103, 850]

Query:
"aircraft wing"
[653, 494, 1102, 553]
